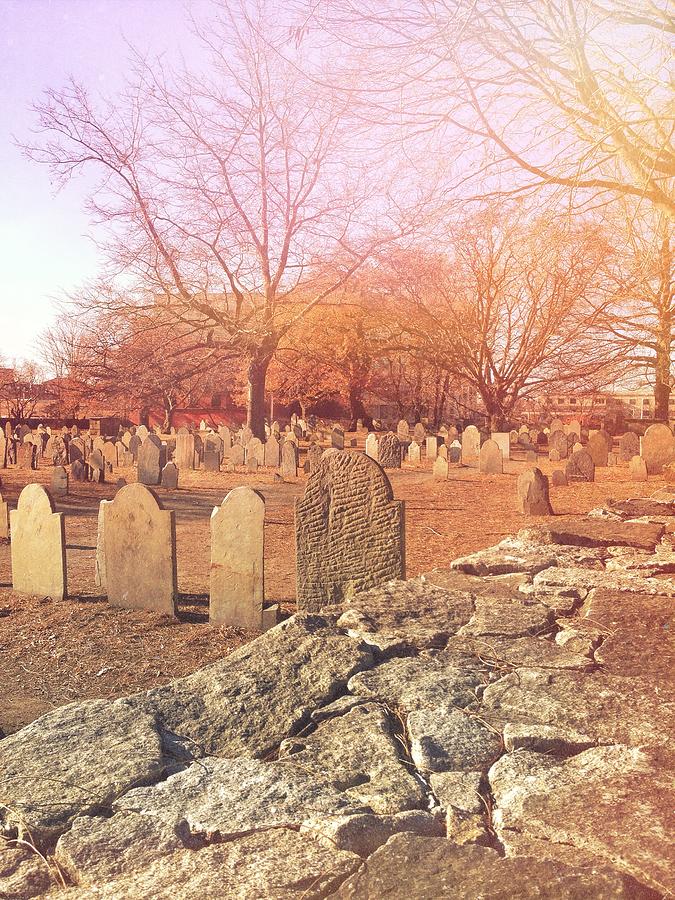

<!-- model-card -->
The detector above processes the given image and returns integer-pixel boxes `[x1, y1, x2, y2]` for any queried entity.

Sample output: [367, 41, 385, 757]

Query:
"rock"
[451, 539, 558, 576]
[336, 579, 474, 653]
[605, 497, 675, 519]
[61, 828, 360, 899]
[333, 833, 639, 899]
[516, 467, 553, 515]
[302, 810, 444, 858]
[407, 707, 502, 773]
[519, 517, 664, 551]
[489, 745, 675, 896]
[429, 770, 484, 814]
[0, 698, 164, 847]
[446, 634, 593, 671]
[278, 703, 426, 815]
[457, 595, 554, 638]
[0, 846, 55, 898]
[502, 723, 594, 754]
[146, 615, 375, 758]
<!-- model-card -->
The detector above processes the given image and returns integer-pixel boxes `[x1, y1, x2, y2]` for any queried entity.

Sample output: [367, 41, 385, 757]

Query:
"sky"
[0, 0, 211, 365]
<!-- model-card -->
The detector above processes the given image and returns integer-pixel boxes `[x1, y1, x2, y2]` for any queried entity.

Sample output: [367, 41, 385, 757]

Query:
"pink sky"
[0, 0, 211, 364]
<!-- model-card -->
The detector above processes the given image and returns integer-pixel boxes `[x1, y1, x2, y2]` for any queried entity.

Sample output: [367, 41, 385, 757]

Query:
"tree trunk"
[247, 353, 272, 439]
[348, 387, 368, 431]
[654, 233, 672, 423]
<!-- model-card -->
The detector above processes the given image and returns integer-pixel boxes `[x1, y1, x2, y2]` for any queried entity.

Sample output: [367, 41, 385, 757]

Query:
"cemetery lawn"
[0, 444, 670, 735]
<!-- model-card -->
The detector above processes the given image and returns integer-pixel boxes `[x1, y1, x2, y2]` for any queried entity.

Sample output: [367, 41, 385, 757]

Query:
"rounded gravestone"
[619, 431, 640, 463]
[379, 432, 402, 469]
[586, 433, 608, 468]
[565, 449, 595, 483]
[641, 424, 675, 475]
[549, 430, 568, 460]
[479, 439, 503, 474]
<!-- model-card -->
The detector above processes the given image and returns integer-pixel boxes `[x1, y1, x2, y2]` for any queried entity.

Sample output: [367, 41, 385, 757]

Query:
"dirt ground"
[0, 435, 668, 735]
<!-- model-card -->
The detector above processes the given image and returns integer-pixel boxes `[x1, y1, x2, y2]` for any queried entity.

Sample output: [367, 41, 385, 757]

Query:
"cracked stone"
[502, 723, 595, 754]
[0, 846, 56, 899]
[457, 595, 554, 638]
[519, 518, 665, 551]
[489, 745, 675, 896]
[302, 810, 444, 857]
[0, 697, 164, 847]
[605, 498, 675, 519]
[407, 707, 502, 774]
[429, 770, 484, 814]
[446, 634, 593, 671]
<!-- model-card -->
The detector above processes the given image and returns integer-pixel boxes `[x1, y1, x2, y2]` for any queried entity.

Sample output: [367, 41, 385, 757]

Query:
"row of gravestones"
[6, 449, 406, 628]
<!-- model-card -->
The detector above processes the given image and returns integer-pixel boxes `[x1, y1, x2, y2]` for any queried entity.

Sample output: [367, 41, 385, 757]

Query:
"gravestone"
[248, 437, 265, 466]
[102, 441, 117, 469]
[10, 484, 67, 600]
[641, 423, 675, 475]
[89, 449, 105, 483]
[396, 420, 410, 441]
[413, 422, 426, 444]
[19, 443, 38, 470]
[203, 446, 221, 472]
[50, 466, 69, 497]
[479, 439, 503, 474]
[365, 433, 379, 461]
[565, 449, 595, 483]
[437, 444, 448, 461]
[549, 449, 561, 463]
[551, 469, 568, 486]
[509, 430, 519, 446]
[629, 455, 648, 482]
[295, 450, 404, 612]
[230, 444, 245, 467]
[549, 430, 568, 460]
[378, 432, 402, 469]
[518, 432, 531, 447]
[0, 432, 6, 468]
[432, 456, 448, 480]
[516, 468, 553, 515]
[307, 444, 323, 473]
[94, 499, 111, 590]
[567, 419, 581, 437]
[408, 440, 421, 464]
[264, 434, 280, 468]
[331, 426, 345, 450]
[71, 459, 87, 482]
[69, 438, 85, 465]
[448, 440, 461, 463]
[550, 418, 564, 434]
[425, 436, 438, 461]
[281, 440, 298, 477]
[92, 436, 105, 454]
[51, 435, 68, 466]
[103, 483, 177, 614]
[247, 456, 259, 474]
[490, 432, 510, 461]
[137, 435, 163, 486]
[136, 425, 149, 443]
[619, 431, 640, 462]
[115, 440, 126, 464]
[461, 425, 480, 466]
[586, 433, 608, 468]
[218, 425, 232, 450]
[0, 491, 8, 539]
[175, 432, 196, 470]
[241, 426, 253, 447]
[161, 462, 179, 490]
[210, 487, 265, 628]
[128, 435, 142, 461]
[122, 431, 132, 448]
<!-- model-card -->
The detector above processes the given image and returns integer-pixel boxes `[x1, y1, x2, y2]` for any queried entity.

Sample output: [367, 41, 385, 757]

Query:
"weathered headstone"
[490, 432, 510, 461]
[18, 443, 37, 470]
[629, 455, 648, 482]
[0, 492, 9, 539]
[331, 426, 345, 450]
[102, 441, 117, 469]
[94, 499, 111, 590]
[448, 440, 461, 463]
[378, 432, 402, 469]
[218, 425, 232, 450]
[175, 432, 196, 470]
[210, 487, 264, 629]
[89, 449, 105, 482]
[307, 443, 323, 473]
[432, 456, 448, 481]
[0, 432, 6, 468]
[136, 425, 149, 443]
[248, 437, 265, 466]
[586, 432, 608, 468]
[230, 444, 245, 467]
[565, 449, 595, 483]
[161, 462, 179, 490]
[69, 437, 85, 465]
[551, 469, 568, 487]
[281, 440, 298, 477]
[137, 435, 163, 486]
[71, 459, 87, 482]
[10, 484, 67, 600]
[50, 466, 69, 497]
[550, 418, 564, 434]
[516, 468, 553, 515]
[479, 439, 503, 474]
[264, 434, 280, 468]
[437, 444, 448, 461]
[365, 433, 379, 462]
[549, 430, 568, 460]
[425, 436, 438, 461]
[103, 484, 177, 614]
[413, 422, 426, 444]
[247, 455, 259, 474]
[461, 425, 480, 466]
[408, 440, 421, 464]
[128, 434, 142, 461]
[203, 446, 221, 472]
[619, 431, 640, 462]
[396, 420, 410, 441]
[641, 423, 675, 475]
[241, 426, 253, 448]
[295, 450, 404, 612]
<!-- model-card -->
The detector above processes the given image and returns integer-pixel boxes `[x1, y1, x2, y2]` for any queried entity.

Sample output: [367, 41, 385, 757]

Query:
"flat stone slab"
[519, 518, 665, 550]
[334, 834, 641, 898]
[407, 706, 503, 774]
[0, 846, 55, 899]
[489, 745, 675, 896]
[457, 595, 555, 638]
[446, 635, 594, 671]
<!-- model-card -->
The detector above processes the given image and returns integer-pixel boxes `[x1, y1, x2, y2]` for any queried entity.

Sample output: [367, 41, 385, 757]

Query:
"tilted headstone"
[586, 433, 608, 468]
[378, 432, 402, 469]
[103, 483, 177, 614]
[479, 439, 503, 474]
[629, 455, 648, 482]
[516, 468, 553, 515]
[425, 436, 438, 461]
[0, 492, 9, 539]
[641, 424, 675, 475]
[365, 433, 379, 461]
[407, 440, 421, 464]
[618, 431, 640, 462]
[10, 484, 67, 600]
[490, 432, 510, 461]
[331, 426, 345, 450]
[264, 434, 281, 468]
[210, 487, 265, 628]
[161, 462, 179, 490]
[432, 456, 448, 481]
[461, 425, 480, 466]
[137, 435, 163, 486]
[565, 449, 595, 483]
[50, 465, 69, 497]
[281, 440, 298, 477]
[549, 430, 568, 460]
[295, 450, 404, 613]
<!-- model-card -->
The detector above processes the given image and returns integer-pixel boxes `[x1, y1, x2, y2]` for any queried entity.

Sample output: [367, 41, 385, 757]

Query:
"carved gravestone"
[89, 449, 105, 483]
[565, 449, 595, 483]
[307, 444, 322, 473]
[230, 444, 245, 467]
[378, 432, 402, 469]
[425, 436, 438, 461]
[641, 424, 675, 475]
[619, 431, 640, 462]
[51, 435, 68, 466]
[551, 469, 568, 486]
[586, 433, 608, 468]
[10, 484, 67, 600]
[281, 440, 298, 478]
[295, 450, 405, 612]
[0, 492, 8, 539]
[210, 487, 265, 628]
[448, 440, 461, 463]
[331, 426, 345, 450]
[629, 455, 648, 482]
[161, 462, 179, 490]
[51, 466, 69, 497]
[408, 440, 421, 464]
[365, 433, 379, 461]
[397, 420, 409, 441]
[549, 430, 568, 460]
[137, 435, 163, 486]
[218, 425, 232, 450]
[433, 456, 448, 481]
[516, 468, 553, 515]
[461, 425, 480, 466]
[264, 434, 280, 468]
[413, 423, 426, 444]
[103, 484, 177, 614]
[247, 455, 259, 474]
[479, 439, 503, 474]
